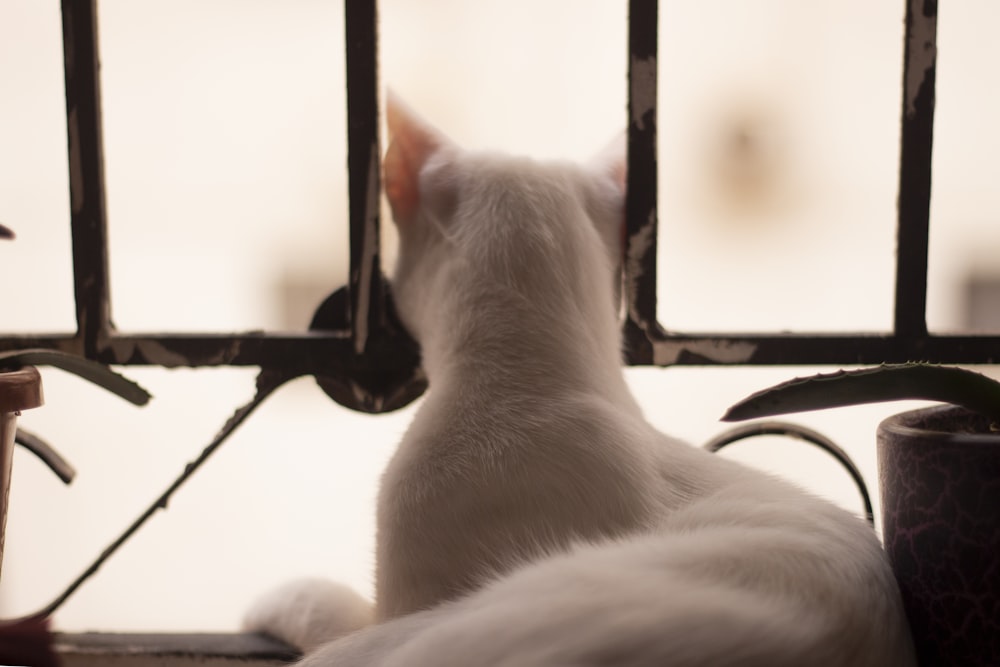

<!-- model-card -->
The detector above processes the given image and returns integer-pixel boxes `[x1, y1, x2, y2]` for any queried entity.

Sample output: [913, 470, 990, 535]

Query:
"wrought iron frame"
[2, 0, 993, 417]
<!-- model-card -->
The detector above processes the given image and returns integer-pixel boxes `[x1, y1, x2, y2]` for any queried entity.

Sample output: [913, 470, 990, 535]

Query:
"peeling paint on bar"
[623, 0, 660, 362]
[2, 331, 1000, 369]
[344, 0, 387, 366]
[109, 338, 223, 368]
[904, 7, 937, 119]
[100, 334, 346, 370]
[629, 55, 657, 131]
[353, 142, 381, 356]
[652, 339, 758, 366]
[625, 210, 656, 327]
[352, 140, 379, 355]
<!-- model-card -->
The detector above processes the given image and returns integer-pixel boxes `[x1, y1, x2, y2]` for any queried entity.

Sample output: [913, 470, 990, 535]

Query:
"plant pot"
[878, 404, 1000, 666]
[0, 366, 43, 581]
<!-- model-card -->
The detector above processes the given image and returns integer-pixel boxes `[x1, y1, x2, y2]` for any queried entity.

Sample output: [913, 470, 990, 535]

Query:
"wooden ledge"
[54, 632, 299, 667]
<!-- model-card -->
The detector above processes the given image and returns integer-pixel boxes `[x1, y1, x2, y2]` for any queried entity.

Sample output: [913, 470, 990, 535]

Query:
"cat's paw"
[242, 578, 374, 654]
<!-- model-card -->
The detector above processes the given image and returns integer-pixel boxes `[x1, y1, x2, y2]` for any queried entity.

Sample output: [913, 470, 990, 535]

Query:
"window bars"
[0, 0, 993, 418]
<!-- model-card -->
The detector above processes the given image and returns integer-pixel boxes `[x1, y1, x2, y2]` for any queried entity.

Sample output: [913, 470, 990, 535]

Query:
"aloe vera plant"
[723, 363, 1000, 426]
[0, 349, 151, 481]
[731, 364, 1000, 664]
[0, 349, 150, 406]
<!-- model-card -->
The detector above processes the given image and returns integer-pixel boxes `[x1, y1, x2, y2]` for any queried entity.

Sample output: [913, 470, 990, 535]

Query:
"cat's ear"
[588, 133, 628, 257]
[384, 92, 452, 225]
[589, 132, 627, 193]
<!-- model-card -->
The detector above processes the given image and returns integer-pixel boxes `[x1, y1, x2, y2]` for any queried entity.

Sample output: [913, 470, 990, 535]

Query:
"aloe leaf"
[0, 349, 151, 406]
[722, 364, 1000, 423]
[15, 428, 76, 484]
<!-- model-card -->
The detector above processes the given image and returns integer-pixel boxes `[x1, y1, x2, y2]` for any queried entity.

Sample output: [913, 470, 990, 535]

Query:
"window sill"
[54, 632, 299, 667]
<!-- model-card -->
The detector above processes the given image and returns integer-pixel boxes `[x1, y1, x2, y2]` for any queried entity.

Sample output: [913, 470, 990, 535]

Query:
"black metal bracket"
[704, 421, 875, 527]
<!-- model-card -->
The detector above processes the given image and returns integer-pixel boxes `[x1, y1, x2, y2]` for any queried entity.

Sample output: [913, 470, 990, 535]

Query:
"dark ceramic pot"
[878, 405, 1000, 667]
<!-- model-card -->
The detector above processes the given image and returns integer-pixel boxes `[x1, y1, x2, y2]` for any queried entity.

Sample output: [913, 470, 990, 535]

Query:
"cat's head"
[382, 94, 626, 349]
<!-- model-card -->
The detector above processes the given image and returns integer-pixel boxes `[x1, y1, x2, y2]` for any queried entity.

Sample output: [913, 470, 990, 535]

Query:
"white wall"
[0, 0, 997, 632]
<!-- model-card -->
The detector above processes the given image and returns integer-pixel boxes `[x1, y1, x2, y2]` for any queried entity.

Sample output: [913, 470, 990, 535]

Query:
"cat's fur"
[244, 95, 916, 666]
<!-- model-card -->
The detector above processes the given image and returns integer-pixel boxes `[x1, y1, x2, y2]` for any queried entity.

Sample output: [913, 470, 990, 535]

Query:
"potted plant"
[0, 348, 151, 667]
[724, 363, 1000, 667]
[0, 227, 152, 665]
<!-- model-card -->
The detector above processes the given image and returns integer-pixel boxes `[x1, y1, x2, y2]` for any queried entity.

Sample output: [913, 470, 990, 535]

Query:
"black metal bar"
[0, 332, 351, 371]
[344, 0, 384, 355]
[644, 331, 1000, 366]
[894, 0, 938, 337]
[702, 421, 874, 526]
[3, 331, 1000, 367]
[623, 0, 661, 364]
[61, 0, 113, 356]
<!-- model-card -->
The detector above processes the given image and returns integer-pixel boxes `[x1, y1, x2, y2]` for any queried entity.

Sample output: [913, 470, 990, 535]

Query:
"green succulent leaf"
[722, 363, 1000, 423]
[0, 349, 151, 406]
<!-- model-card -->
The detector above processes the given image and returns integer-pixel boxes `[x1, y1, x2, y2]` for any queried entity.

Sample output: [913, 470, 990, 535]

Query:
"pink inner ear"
[383, 95, 447, 225]
[384, 140, 419, 223]
[590, 132, 627, 194]
[608, 159, 627, 194]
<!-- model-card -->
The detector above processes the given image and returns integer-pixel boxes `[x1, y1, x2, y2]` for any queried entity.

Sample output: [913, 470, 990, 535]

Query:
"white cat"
[244, 95, 916, 666]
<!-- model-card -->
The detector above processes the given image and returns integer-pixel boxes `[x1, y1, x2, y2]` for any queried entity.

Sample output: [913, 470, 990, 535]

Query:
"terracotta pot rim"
[878, 404, 1000, 445]
[0, 366, 43, 413]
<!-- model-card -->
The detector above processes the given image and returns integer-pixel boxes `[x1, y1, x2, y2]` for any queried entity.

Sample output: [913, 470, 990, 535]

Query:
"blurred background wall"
[0, 0, 997, 631]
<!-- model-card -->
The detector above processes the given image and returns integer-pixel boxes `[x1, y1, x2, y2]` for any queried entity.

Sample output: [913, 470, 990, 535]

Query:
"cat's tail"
[296, 524, 916, 667]
[242, 578, 374, 654]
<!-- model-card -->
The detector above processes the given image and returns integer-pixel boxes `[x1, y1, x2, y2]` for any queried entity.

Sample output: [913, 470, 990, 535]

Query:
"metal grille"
[2, 0, 994, 418]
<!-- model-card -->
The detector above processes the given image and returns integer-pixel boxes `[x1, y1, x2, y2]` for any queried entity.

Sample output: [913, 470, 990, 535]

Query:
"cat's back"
[374, 387, 667, 619]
